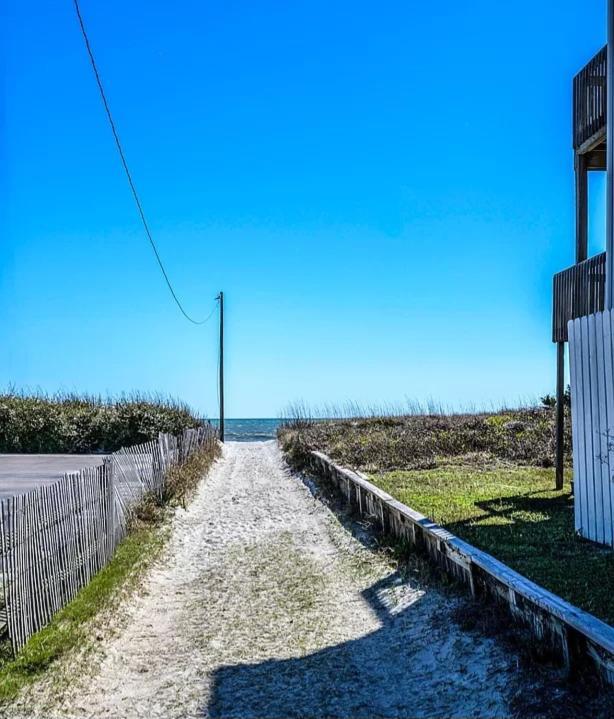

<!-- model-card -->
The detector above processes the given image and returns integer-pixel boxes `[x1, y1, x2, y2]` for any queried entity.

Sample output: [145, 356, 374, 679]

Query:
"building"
[554, 25, 614, 545]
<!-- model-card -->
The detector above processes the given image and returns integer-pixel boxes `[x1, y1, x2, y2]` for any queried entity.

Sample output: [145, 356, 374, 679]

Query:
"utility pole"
[218, 291, 225, 442]
[555, 342, 565, 490]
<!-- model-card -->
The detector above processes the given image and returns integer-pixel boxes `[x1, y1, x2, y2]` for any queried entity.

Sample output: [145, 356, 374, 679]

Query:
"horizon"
[2, 0, 607, 416]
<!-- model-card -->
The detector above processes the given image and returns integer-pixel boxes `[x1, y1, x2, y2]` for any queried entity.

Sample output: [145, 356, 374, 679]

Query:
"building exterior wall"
[568, 310, 614, 545]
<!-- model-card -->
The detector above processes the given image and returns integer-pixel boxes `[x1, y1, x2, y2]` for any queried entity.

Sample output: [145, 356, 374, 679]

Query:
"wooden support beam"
[576, 126, 606, 157]
[586, 146, 607, 171]
[576, 153, 588, 264]
[556, 341, 565, 491]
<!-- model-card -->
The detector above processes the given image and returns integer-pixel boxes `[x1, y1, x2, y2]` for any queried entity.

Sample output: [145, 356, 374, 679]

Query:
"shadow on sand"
[206, 570, 511, 718]
[203, 473, 614, 719]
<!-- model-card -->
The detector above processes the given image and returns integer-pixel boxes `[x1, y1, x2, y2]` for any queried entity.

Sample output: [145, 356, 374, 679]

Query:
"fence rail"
[573, 45, 607, 151]
[552, 252, 606, 342]
[0, 425, 218, 652]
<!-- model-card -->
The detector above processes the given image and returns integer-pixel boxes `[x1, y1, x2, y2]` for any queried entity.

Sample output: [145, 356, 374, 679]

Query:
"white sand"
[11, 441, 536, 718]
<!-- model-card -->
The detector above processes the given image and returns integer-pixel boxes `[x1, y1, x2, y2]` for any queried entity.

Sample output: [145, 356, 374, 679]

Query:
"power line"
[72, 0, 211, 325]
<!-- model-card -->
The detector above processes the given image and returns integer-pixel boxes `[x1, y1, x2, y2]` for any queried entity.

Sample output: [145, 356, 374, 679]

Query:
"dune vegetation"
[0, 389, 203, 453]
[279, 399, 571, 473]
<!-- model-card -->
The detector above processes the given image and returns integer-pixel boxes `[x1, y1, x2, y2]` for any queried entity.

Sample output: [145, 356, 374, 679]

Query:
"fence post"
[103, 457, 115, 553]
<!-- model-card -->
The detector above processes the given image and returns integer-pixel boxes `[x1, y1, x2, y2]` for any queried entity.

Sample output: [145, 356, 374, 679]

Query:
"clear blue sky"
[1, 1, 608, 418]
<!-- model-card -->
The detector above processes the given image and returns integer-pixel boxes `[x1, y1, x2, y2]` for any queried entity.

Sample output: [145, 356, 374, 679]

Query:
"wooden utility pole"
[555, 342, 565, 490]
[218, 291, 225, 442]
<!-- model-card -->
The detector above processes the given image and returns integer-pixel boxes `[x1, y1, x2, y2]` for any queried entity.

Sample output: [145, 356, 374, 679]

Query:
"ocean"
[210, 418, 282, 442]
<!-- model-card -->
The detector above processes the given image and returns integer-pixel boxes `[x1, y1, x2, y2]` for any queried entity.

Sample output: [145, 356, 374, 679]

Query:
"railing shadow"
[205, 571, 498, 719]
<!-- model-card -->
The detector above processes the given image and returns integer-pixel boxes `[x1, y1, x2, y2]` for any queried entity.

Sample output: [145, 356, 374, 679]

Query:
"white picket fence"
[0, 426, 218, 652]
[568, 310, 614, 545]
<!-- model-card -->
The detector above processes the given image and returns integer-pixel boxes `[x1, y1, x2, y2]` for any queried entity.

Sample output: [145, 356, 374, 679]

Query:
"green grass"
[0, 524, 164, 702]
[369, 464, 614, 625]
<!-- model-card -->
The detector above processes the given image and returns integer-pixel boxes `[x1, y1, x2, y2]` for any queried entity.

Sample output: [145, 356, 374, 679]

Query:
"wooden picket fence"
[0, 425, 218, 652]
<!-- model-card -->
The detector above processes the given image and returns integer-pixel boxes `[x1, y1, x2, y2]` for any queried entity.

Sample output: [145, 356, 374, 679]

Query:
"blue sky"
[1, 1, 608, 418]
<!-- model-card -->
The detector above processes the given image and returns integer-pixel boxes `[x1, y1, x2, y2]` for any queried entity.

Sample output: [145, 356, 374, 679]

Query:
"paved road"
[11, 441, 585, 719]
[0, 454, 106, 498]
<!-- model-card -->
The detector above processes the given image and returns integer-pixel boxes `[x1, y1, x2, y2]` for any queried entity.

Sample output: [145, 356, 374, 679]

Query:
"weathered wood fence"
[0, 425, 218, 652]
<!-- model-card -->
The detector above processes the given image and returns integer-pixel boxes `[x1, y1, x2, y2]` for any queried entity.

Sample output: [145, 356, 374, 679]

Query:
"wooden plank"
[68, 472, 88, 593]
[50, 479, 72, 607]
[0, 499, 16, 649]
[27, 490, 50, 630]
[569, 318, 583, 533]
[581, 314, 596, 540]
[596, 312, 612, 544]
[15, 495, 28, 648]
[576, 153, 588, 263]
[574, 316, 590, 535]
[604, 310, 614, 546]
[9, 496, 21, 651]
[588, 312, 604, 544]
[41, 485, 61, 615]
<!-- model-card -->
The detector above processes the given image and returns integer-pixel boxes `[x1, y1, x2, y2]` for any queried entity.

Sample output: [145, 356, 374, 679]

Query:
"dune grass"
[279, 405, 571, 472]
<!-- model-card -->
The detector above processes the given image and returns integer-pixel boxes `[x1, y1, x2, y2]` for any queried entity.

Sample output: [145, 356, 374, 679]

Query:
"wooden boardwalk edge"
[309, 450, 614, 686]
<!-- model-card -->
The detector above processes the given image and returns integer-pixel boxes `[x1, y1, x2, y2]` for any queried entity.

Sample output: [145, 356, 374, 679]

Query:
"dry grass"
[279, 405, 571, 473]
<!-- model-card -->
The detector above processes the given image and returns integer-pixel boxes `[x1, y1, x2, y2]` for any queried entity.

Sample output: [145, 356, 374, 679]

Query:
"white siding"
[569, 309, 614, 544]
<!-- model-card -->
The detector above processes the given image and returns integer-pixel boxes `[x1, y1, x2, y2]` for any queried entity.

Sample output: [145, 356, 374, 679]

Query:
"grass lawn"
[369, 463, 614, 626]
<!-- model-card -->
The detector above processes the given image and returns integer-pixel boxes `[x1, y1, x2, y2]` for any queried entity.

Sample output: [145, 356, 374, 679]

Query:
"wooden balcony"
[552, 252, 606, 342]
[573, 45, 607, 161]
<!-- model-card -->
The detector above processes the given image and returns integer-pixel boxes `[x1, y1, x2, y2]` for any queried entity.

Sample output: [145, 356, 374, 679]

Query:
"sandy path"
[12, 441, 548, 718]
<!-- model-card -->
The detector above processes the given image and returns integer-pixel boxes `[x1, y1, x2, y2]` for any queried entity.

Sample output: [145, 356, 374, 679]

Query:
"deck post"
[607, 0, 614, 308]
[575, 153, 588, 264]
[555, 341, 565, 490]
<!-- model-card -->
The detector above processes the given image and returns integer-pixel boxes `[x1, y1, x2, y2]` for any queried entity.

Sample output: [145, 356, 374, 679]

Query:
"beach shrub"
[0, 390, 203, 453]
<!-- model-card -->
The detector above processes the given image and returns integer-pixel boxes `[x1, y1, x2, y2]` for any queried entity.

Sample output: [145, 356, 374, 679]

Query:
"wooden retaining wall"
[308, 450, 614, 686]
[0, 425, 218, 652]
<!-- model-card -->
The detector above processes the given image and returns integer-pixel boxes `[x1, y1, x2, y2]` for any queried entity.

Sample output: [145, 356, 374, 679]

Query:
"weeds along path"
[11, 442, 560, 718]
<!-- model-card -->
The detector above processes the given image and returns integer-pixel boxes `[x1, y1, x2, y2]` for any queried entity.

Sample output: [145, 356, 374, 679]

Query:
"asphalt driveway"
[0, 454, 106, 498]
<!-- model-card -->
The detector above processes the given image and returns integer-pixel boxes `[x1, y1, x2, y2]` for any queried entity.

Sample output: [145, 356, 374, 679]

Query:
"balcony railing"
[573, 45, 607, 151]
[553, 252, 606, 342]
